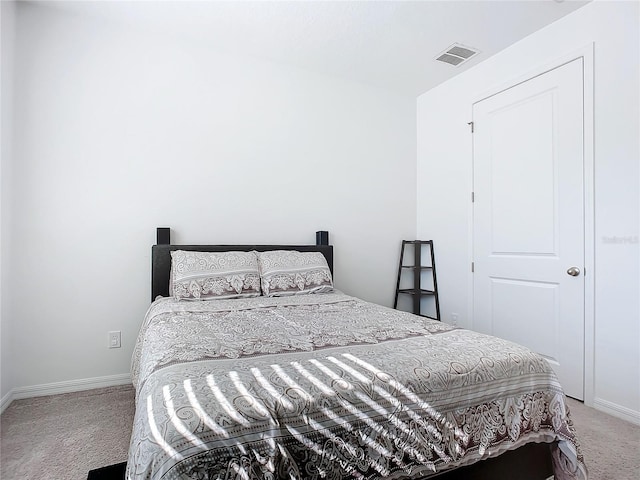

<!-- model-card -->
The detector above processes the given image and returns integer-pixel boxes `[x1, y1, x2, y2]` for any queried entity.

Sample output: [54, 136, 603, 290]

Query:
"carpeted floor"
[564, 398, 640, 480]
[1, 385, 134, 480]
[0, 386, 638, 479]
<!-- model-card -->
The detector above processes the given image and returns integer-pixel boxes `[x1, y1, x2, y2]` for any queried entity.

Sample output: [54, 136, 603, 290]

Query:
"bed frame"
[151, 228, 333, 301]
[149, 228, 554, 480]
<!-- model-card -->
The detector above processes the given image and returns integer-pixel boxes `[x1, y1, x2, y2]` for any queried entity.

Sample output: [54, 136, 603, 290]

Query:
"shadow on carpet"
[87, 461, 126, 480]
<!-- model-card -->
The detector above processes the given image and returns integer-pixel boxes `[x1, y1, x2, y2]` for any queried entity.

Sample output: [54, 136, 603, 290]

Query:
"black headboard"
[151, 229, 333, 301]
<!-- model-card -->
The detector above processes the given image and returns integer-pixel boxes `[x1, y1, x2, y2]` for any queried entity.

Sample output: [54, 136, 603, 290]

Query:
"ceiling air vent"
[435, 44, 480, 67]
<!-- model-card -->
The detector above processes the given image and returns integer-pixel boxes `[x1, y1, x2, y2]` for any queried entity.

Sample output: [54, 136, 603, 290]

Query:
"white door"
[472, 58, 585, 400]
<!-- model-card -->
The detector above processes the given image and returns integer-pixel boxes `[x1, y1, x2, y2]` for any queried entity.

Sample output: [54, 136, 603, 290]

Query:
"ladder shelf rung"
[401, 265, 433, 270]
[398, 288, 435, 296]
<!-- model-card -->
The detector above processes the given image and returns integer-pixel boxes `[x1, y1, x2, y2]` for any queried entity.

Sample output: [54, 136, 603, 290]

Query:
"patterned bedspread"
[127, 292, 587, 480]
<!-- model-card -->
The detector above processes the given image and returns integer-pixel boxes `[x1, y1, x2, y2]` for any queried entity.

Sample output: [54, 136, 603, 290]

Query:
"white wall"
[417, 0, 639, 422]
[6, 3, 416, 390]
[1, 0, 16, 405]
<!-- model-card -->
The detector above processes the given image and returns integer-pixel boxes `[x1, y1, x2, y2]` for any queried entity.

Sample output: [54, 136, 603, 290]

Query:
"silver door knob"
[567, 267, 581, 277]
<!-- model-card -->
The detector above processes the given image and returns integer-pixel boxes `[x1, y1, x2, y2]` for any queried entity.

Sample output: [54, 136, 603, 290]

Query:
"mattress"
[127, 292, 587, 480]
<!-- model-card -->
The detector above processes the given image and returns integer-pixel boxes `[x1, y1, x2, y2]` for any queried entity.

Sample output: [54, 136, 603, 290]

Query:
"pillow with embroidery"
[257, 250, 333, 297]
[170, 250, 261, 300]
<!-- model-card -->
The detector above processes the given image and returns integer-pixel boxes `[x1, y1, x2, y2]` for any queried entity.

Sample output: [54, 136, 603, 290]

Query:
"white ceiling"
[37, 0, 590, 97]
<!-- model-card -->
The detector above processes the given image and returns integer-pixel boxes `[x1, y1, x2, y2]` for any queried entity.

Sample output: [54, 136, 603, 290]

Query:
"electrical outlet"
[450, 313, 459, 326]
[108, 331, 121, 349]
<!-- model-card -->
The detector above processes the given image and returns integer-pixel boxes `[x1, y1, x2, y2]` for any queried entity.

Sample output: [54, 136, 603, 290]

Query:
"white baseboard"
[593, 397, 640, 426]
[0, 373, 131, 414]
[1, 388, 14, 414]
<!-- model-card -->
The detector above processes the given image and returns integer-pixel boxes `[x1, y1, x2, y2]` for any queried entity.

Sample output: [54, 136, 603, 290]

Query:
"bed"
[126, 230, 587, 480]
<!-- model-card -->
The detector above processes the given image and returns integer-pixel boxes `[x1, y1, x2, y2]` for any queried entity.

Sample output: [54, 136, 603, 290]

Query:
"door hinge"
[471, 262, 475, 273]
[467, 121, 474, 133]
[471, 191, 475, 203]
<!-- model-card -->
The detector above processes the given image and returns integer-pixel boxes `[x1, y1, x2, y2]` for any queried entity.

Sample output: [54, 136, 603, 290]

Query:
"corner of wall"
[1, 0, 17, 403]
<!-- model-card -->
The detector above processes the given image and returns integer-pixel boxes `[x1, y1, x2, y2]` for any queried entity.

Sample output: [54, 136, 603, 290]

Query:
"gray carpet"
[564, 397, 640, 480]
[0, 386, 638, 479]
[1, 385, 134, 480]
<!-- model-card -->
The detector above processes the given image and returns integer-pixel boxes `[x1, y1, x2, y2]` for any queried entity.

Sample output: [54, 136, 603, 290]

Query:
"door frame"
[468, 44, 595, 406]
